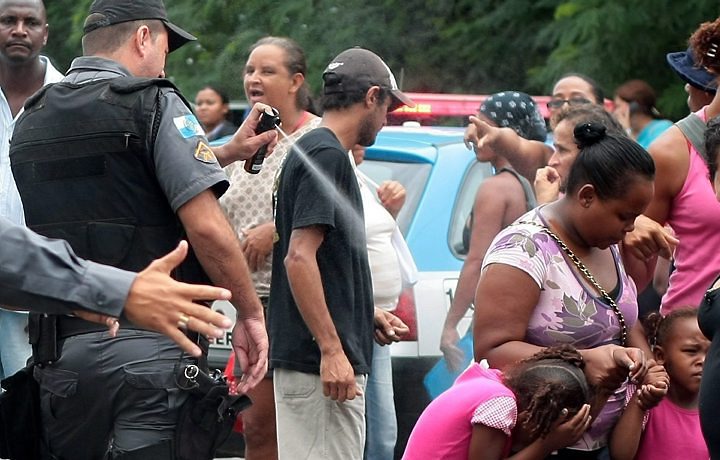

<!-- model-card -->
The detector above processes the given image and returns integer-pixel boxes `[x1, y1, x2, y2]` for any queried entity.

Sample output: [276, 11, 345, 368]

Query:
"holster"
[28, 314, 60, 366]
[174, 363, 252, 460]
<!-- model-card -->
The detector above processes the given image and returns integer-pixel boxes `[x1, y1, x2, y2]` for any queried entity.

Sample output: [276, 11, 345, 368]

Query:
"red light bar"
[392, 92, 615, 121]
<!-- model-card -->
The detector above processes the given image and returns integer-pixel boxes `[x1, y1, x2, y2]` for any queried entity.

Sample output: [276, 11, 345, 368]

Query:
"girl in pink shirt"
[609, 308, 709, 460]
[404, 345, 598, 460]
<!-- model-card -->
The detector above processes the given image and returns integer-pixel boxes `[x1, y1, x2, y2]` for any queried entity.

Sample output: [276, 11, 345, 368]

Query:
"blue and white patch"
[173, 114, 205, 138]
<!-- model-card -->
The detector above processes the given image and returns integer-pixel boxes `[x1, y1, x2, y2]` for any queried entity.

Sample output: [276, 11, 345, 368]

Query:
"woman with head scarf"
[440, 91, 544, 375]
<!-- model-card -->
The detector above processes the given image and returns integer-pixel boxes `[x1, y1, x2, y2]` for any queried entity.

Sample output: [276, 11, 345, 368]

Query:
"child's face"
[656, 317, 710, 396]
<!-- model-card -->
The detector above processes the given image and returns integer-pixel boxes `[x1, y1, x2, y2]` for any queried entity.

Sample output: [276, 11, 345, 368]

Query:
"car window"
[358, 160, 431, 235]
[448, 161, 495, 258]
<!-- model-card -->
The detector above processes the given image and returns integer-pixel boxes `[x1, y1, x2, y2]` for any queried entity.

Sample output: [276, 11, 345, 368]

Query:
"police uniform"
[10, 56, 228, 459]
[0, 215, 135, 316]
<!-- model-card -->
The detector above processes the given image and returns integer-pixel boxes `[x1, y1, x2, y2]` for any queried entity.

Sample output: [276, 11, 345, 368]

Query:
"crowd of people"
[3, 0, 720, 459]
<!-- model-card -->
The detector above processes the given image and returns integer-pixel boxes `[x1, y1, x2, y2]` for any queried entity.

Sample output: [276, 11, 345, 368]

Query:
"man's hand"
[374, 308, 409, 345]
[240, 222, 275, 271]
[320, 348, 361, 403]
[230, 316, 269, 394]
[376, 181, 406, 218]
[74, 241, 233, 357]
[534, 166, 561, 204]
[215, 103, 278, 166]
[623, 215, 679, 261]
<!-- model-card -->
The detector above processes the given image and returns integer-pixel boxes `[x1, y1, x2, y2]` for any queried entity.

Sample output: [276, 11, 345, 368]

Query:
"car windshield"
[358, 160, 431, 235]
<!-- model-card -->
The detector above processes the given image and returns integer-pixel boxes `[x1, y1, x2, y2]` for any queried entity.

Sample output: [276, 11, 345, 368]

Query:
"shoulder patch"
[173, 114, 205, 138]
[194, 141, 217, 164]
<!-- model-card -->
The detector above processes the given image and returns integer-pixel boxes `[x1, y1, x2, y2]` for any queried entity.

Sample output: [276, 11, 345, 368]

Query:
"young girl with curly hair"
[403, 345, 595, 459]
[610, 308, 709, 459]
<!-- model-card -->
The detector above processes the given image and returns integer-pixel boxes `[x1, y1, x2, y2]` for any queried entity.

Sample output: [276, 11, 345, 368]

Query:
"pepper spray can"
[244, 107, 281, 174]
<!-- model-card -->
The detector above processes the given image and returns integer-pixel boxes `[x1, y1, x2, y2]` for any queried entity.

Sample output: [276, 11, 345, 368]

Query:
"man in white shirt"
[0, 0, 63, 380]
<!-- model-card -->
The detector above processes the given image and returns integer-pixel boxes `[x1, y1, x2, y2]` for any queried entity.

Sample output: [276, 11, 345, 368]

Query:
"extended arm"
[0, 217, 233, 356]
[466, 116, 552, 182]
[0, 214, 133, 316]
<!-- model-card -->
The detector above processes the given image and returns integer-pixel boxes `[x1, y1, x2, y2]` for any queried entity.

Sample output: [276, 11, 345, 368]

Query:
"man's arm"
[176, 189, 268, 393]
[285, 225, 360, 403]
[0, 214, 132, 316]
[0, 217, 233, 356]
[466, 115, 552, 182]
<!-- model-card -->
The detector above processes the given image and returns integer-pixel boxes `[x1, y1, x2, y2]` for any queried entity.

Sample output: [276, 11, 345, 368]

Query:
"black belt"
[56, 315, 140, 340]
[56, 315, 203, 351]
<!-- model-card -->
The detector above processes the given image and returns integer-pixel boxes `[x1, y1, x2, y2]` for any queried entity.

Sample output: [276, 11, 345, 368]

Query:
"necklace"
[518, 220, 628, 346]
[288, 111, 310, 135]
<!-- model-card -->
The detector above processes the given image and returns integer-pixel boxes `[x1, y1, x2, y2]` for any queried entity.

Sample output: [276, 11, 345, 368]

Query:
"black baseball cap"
[322, 48, 415, 110]
[83, 0, 196, 53]
[666, 48, 717, 94]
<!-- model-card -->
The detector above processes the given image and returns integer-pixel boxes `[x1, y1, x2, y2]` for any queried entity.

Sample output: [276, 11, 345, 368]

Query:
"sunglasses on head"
[546, 97, 592, 109]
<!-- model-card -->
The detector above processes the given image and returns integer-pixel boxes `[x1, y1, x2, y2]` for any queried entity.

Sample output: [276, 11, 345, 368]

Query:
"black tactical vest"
[10, 76, 208, 283]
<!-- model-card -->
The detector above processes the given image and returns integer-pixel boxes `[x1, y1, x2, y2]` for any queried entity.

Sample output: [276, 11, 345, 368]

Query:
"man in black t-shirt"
[268, 47, 413, 459]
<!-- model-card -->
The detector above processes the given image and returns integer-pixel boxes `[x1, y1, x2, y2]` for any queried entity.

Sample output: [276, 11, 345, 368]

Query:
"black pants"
[34, 330, 191, 460]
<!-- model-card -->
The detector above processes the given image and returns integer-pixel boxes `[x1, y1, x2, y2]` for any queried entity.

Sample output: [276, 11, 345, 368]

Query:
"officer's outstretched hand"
[214, 103, 278, 167]
[73, 241, 233, 356]
[230, 316, 269, 394]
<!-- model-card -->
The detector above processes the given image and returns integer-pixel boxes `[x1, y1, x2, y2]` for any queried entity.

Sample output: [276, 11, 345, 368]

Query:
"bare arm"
[622, 127, 686, 288]
[285, 225, 359, 402]
[609, 363, 668, 460]
[608, 392, 646, 460]
[466, 116, 552, 182]
[441, 179, 508, 370]
[177, 190, 268, 392]
[473, 264, 544, 366]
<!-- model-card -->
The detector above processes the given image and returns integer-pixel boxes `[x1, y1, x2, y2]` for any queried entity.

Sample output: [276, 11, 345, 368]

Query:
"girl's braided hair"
[502, 345, 592, 439]
[642, 307, 698, 350]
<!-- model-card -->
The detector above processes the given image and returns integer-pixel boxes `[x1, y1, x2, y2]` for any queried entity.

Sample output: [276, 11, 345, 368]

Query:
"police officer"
[9, 0, 272, 458]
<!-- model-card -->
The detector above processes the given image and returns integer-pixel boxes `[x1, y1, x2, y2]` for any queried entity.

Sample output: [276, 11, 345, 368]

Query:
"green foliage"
[42, 0, 720, 119]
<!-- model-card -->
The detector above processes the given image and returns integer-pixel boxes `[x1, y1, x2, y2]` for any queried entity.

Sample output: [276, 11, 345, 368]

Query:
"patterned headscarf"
[479, 91, 547, 141]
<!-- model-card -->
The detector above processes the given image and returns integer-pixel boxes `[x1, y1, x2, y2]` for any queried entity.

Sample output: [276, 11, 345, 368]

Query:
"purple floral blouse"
[481, 210, 639, 450]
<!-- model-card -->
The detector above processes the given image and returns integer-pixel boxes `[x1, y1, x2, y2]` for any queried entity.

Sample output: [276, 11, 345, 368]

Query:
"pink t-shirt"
[663, 108, 720, 311]
[636, 398, 708, 460]
[403, 363, 515, 460]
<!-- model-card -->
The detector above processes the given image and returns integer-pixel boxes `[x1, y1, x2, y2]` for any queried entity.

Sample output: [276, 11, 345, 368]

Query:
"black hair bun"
[574, 122, 607, 148]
